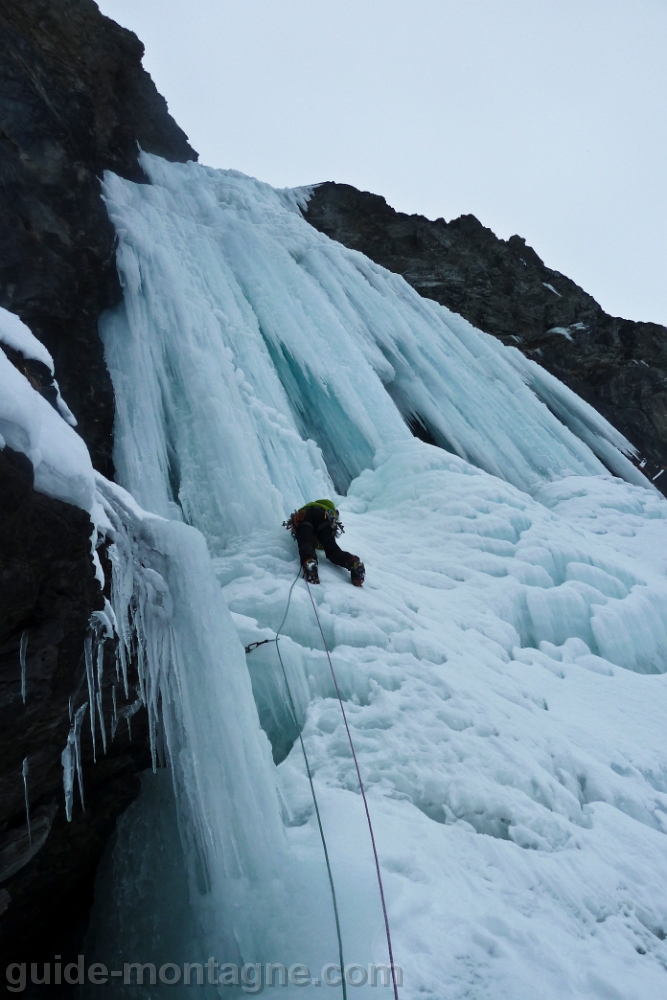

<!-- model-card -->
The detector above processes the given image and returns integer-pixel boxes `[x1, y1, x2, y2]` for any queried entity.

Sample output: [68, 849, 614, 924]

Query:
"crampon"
[302, 558, 320, 585]
[350, 559, 365, 587]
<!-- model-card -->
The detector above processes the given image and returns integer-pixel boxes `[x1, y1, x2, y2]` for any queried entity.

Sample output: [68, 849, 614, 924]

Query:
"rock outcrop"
[0, 0, 194, 974]
[0, 0, 196, 474]
[0, 448, 150, 972]
[304, 183, 667, 492]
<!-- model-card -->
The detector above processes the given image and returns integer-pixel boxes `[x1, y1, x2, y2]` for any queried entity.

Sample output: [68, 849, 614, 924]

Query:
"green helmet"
[298, 499, 339, 516]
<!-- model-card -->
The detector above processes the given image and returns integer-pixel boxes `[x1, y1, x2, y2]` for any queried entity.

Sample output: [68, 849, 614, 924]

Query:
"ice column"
[95, 475, 287, 961]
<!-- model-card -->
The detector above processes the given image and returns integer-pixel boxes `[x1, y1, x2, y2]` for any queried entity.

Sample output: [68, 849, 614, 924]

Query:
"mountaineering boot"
[350, 559, 365, 587]
[302, 558, 320, 585]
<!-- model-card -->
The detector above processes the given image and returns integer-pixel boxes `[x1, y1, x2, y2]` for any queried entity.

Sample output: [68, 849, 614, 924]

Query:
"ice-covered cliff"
[304, 182, 667, 493]
[3, 6, 666, 984]
[73, 155, 667, 999]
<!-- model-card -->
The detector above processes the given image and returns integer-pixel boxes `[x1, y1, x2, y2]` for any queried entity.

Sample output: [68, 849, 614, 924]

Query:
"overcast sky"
[97, 0, 666, 325]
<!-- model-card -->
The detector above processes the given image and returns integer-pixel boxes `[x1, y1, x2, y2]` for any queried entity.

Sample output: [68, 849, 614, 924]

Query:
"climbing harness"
[245, 569, 400, 999]
[283, 505, 345, 541]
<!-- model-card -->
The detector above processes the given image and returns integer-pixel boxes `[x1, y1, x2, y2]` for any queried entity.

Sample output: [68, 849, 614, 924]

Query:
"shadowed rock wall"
[305, 183, 667, 492]
[0, 0, 196, 474]
[0, 0, 194, 974]
[0, 449, 151, 974]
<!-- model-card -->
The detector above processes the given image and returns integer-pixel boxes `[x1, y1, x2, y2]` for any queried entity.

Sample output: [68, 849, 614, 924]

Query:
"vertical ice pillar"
[96, 476, 288, 961]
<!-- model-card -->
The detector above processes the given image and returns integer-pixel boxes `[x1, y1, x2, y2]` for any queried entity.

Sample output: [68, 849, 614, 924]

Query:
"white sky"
[97, 0, 667, 325]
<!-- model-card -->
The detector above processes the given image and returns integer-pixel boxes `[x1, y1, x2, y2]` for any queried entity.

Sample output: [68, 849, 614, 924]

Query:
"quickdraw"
[244, 638, 277, 655]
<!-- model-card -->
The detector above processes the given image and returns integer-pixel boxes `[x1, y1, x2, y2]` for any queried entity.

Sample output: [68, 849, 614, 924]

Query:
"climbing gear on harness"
[282, 509, 305, 535]
[350, 559, 365, 587]
[329, 512, 345, 538]
[283, 502, 345, 540]
[302, 558, 320, 585]
[304, 579, 400, 1000]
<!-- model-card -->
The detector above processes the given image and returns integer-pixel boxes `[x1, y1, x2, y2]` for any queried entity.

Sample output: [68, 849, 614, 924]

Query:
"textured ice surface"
[88, 156, 667, 998]
[222, 442, 667, 998]
[101, 154, 645, 549]
[94, 474, 287, 959]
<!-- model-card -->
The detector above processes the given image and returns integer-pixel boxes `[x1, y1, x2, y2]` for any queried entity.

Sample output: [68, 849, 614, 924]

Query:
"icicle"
[96, 640, 107, 755]
[93, 472, 285, 879]
[103, 597, 118, 640]
[82, 611, 114, 762]
[19, 631, 28, 703]
[111, 683, 118, 740]
[90, 608, 115, 637]
[61, 741, 74, 823]
[84, 630, 96, 762]
[22, 757, 31, 847]
[116, 697, 142, 742]
[73, 703, 87, 810]
[107, 538, 132, 696]
[61, 703, 88, 822]
[87, 472, 288, 967]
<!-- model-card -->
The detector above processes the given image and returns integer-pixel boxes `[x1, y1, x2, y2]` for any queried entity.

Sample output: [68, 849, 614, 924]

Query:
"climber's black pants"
[294, 506, 356, 568]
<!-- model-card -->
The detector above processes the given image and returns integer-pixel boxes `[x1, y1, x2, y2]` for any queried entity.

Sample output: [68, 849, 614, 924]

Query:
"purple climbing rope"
[305, 580, 400, 1000]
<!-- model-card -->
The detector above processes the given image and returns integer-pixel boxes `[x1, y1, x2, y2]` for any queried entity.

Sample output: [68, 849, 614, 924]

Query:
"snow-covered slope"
[226, 445, 667, 999]
[86, 155, 667, 998]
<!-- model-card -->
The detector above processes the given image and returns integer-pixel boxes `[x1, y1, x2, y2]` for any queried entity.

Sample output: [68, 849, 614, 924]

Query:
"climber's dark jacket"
[292, 502, 356, 569]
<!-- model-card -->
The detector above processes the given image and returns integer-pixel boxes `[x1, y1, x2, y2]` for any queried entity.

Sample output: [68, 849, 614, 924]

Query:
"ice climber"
[284, 499, 365, 587]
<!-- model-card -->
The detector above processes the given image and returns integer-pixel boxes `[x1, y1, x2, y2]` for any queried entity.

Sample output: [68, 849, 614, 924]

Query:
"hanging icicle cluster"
[59, 481, 172, 821]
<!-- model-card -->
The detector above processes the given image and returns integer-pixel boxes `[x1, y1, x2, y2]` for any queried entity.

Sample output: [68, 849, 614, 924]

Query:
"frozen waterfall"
[100, 155, 645, 546]
[83, 154, 667, 999]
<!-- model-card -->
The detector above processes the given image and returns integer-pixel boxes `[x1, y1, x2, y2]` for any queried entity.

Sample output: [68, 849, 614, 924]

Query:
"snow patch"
[0, 322, 94, 510]
[0, 307, 54, 369]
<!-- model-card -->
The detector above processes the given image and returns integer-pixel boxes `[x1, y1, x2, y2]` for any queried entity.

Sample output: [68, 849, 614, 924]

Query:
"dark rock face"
[0, 0, 191, 974]
[0, 447, 151, 974]
[304, 183, 667, 491]
[0, 0, 197, 474]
